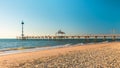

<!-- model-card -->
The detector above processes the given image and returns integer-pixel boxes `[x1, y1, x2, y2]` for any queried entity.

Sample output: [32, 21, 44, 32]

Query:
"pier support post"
[103, 36, 106, 40]
[85, 36, 89, 42]
[112, 36, 116, 41]
[78, 36, 80, 39]
[94, 36, 97, 42]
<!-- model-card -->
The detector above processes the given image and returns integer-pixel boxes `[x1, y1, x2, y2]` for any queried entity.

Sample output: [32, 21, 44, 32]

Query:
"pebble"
[2, 44, 120, 68]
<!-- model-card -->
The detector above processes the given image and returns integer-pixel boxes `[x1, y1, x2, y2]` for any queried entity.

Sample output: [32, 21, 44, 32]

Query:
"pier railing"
[17, 34, 120, 40]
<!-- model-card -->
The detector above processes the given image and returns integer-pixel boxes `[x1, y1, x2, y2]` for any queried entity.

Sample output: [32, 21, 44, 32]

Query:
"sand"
[0, 42, 120, 68]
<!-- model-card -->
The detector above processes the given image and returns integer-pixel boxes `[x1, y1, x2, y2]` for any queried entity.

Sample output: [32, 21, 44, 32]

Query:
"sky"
[0, 0, 120, 38]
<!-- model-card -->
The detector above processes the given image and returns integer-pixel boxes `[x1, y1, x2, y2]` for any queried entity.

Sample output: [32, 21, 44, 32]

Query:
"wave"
[0, 44, 72, 56]
[0, 41, 110, 56]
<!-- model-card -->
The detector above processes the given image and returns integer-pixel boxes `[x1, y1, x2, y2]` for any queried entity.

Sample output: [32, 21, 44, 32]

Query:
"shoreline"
[0, 41, 109, 56]
[0, 42, 120, 67]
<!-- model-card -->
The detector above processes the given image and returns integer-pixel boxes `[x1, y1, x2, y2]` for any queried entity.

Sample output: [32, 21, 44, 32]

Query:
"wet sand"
[0, 42, 120, 68]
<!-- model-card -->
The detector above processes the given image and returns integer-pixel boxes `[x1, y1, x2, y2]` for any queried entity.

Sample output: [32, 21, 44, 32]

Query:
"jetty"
[17, 29, 120, 40]
[17, 34, 120, 40]
[17, 21, 120, 40]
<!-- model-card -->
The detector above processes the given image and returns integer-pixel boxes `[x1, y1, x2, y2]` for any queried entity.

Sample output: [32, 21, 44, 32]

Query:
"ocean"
[0, 39, 118, 55]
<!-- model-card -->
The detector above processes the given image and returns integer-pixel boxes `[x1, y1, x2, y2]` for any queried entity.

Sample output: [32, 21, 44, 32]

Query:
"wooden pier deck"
[17, 34, 120, 40]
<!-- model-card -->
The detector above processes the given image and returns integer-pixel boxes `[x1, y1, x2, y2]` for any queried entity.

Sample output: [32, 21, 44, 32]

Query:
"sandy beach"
[0, 42, 120, 68]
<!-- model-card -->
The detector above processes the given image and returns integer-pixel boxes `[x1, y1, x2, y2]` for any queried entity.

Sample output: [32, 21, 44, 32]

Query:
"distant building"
[55, 30, 66, 39]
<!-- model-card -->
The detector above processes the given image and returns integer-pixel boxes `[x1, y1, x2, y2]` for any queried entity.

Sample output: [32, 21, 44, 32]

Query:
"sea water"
[0, 39, 118, 55]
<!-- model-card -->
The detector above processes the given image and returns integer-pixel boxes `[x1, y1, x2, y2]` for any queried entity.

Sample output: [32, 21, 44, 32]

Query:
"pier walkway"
[17, 34, 120, 40]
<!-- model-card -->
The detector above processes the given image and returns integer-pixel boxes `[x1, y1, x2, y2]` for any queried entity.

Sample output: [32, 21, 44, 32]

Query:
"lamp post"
[21, 21, 24, 39]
